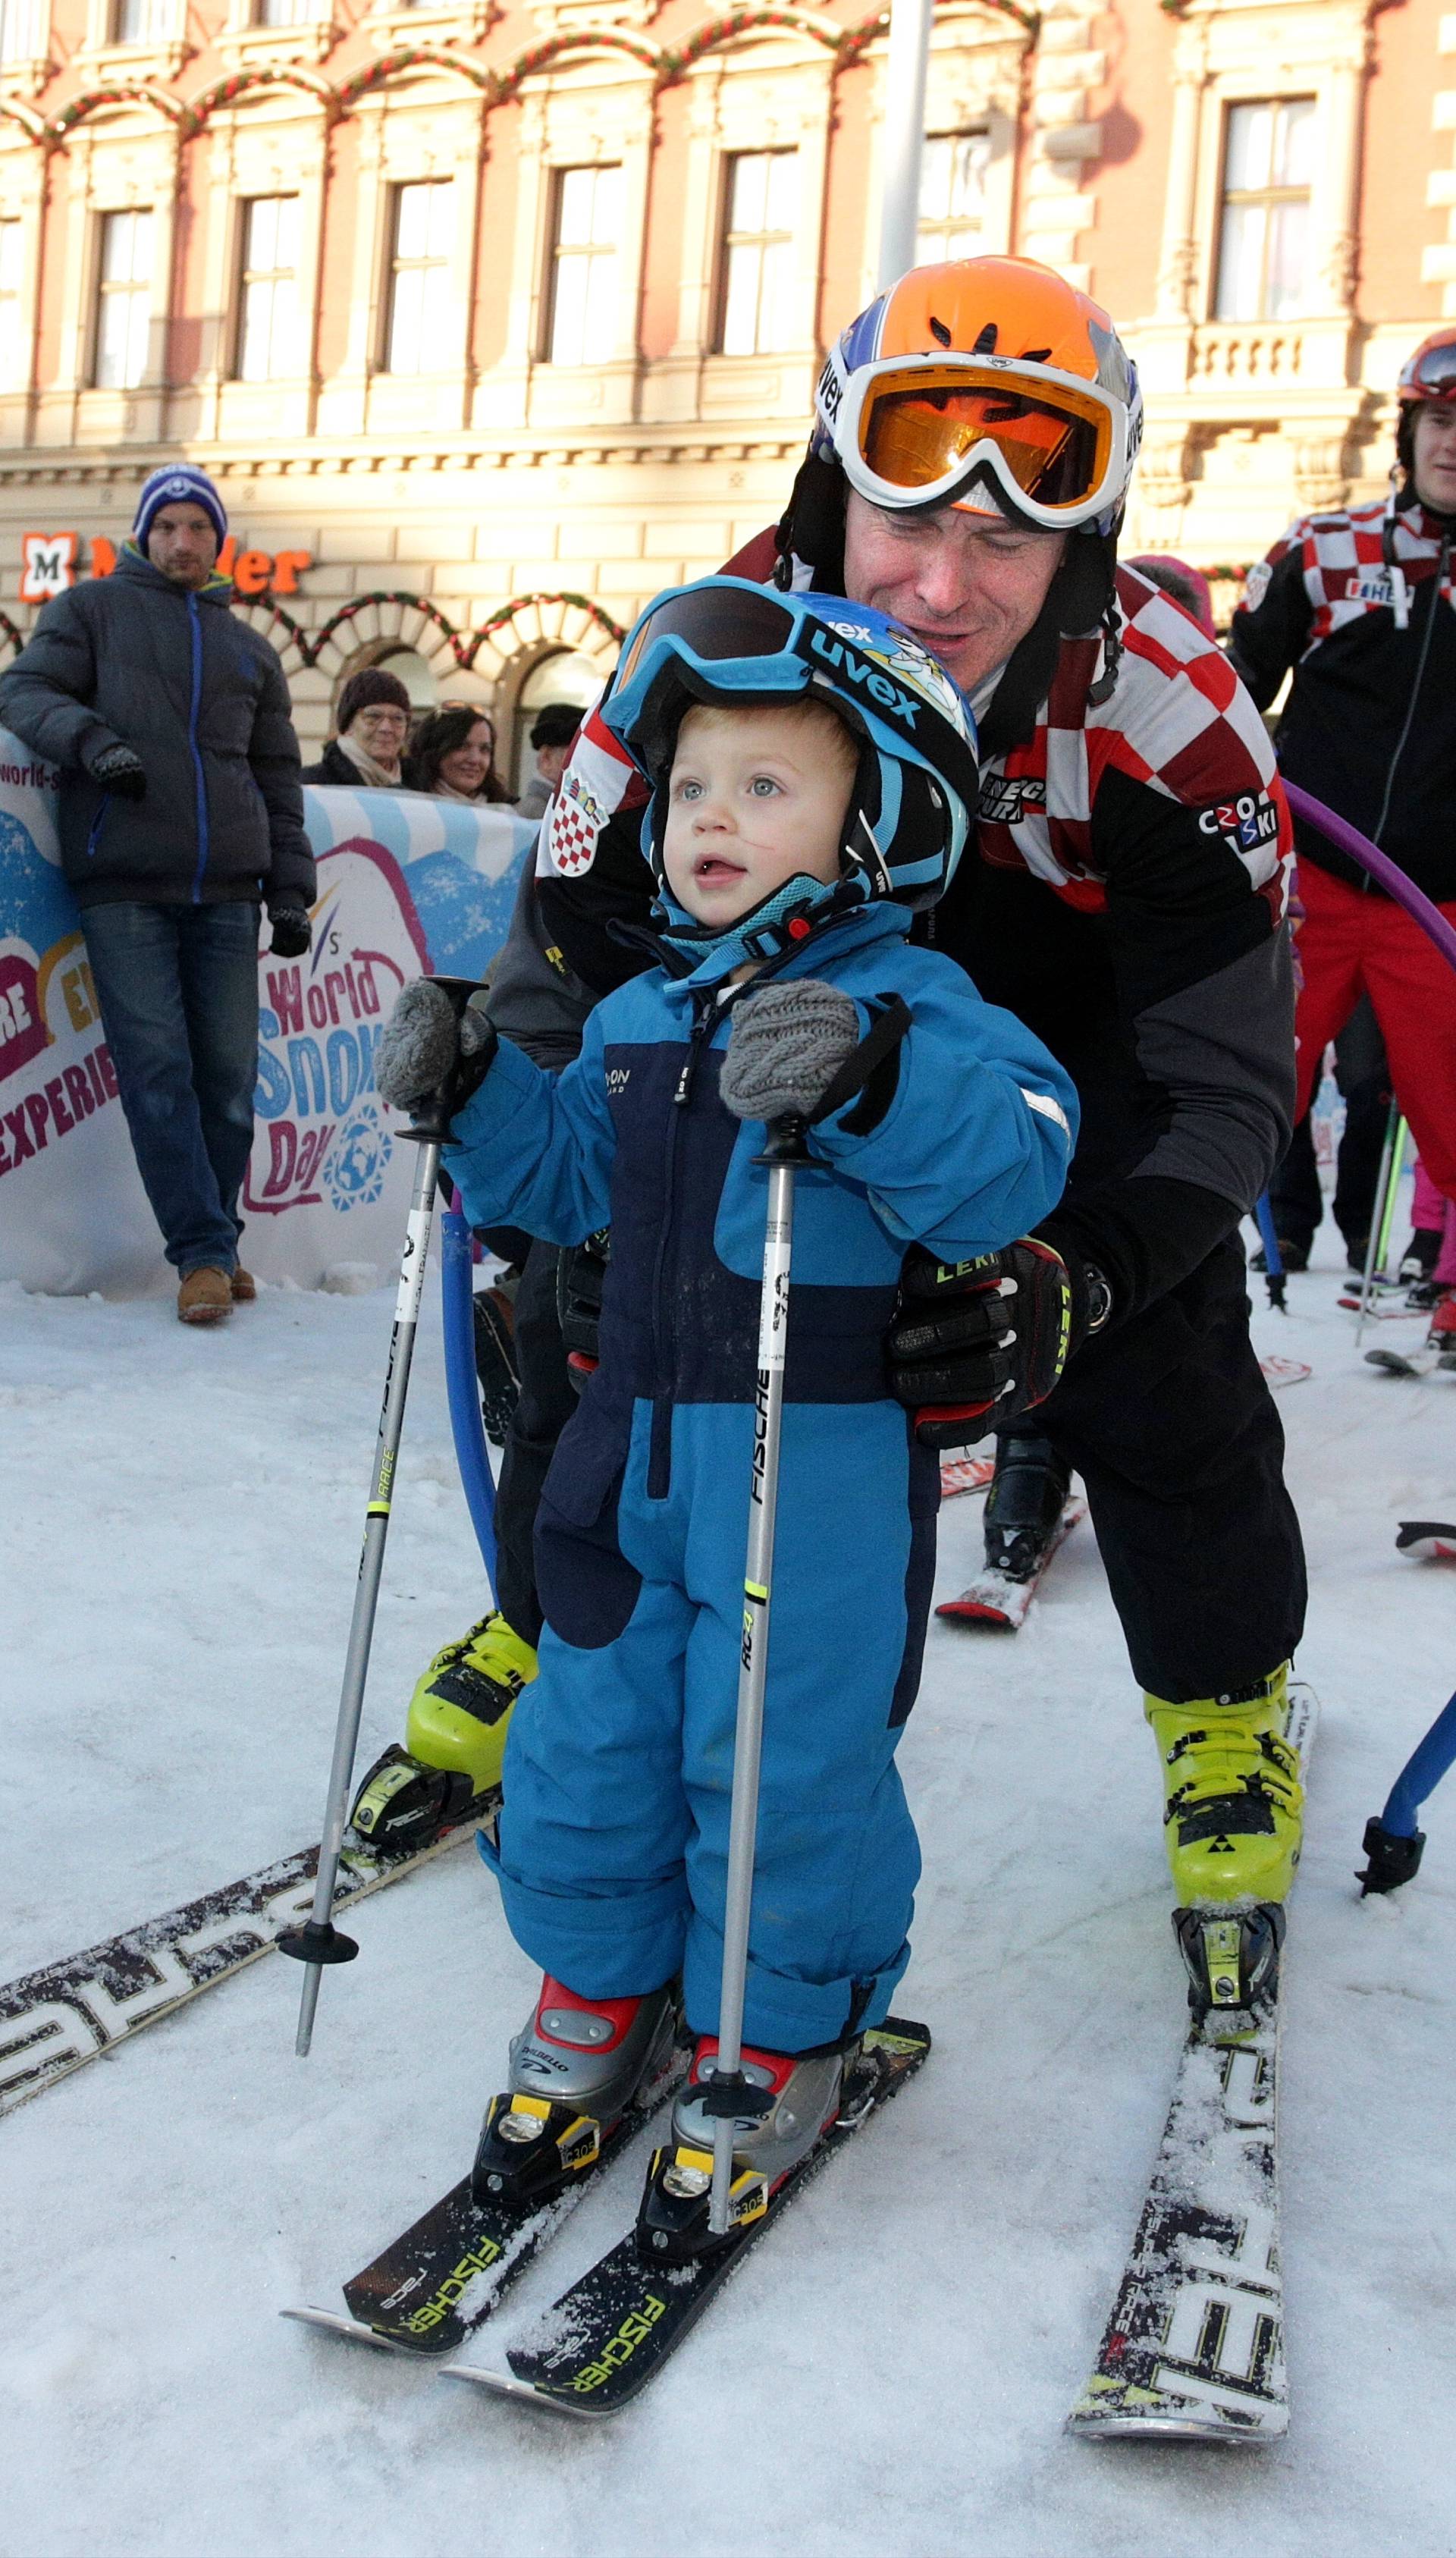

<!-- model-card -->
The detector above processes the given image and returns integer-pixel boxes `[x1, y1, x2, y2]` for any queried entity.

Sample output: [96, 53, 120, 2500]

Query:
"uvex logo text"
[808, 632, 919, 726]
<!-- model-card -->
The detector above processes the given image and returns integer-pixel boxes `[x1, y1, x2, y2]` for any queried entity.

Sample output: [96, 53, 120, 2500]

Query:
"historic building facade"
[0, 0, 1447, 755]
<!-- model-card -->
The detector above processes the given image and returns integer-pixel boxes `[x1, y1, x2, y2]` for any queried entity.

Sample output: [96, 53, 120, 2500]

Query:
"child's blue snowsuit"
[444, 901, 1077, 2051]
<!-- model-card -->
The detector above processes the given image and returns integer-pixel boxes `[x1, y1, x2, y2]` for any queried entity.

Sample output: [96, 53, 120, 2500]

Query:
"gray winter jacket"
[0, 542, 313, 912]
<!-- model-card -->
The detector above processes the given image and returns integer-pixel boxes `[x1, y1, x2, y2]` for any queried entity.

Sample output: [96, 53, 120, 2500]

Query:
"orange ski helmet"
[812, 256, 1143, 537]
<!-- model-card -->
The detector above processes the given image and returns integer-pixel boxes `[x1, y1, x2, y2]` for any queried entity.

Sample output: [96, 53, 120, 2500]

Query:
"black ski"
[443, 2018, 930, 2418]
[283, 2051, 685, 2359]
[0, 1814, 487, 2120]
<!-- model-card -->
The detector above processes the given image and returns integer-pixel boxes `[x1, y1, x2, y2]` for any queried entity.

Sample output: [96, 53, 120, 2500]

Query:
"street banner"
[0, 739, 536, 1294]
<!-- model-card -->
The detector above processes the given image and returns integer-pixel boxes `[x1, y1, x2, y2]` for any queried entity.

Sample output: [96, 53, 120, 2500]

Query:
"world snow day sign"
[0, 736, 538, 1293]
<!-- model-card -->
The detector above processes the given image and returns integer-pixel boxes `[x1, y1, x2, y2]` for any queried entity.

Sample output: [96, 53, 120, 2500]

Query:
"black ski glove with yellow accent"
[886, 1237, 1109, 1447]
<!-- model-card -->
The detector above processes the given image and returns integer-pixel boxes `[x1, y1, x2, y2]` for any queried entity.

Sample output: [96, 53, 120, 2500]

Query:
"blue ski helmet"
[598, 577, 979, 924]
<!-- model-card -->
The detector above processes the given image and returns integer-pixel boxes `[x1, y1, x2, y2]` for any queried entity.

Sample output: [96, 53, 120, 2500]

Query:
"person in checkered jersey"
[372, 259, 1307, 1935]
[1229, 328, 1456, 1272]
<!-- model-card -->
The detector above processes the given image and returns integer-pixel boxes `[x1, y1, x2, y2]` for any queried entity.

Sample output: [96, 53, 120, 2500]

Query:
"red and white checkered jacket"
[1230, 491, 1456, 902]
[974, 563, 1290, 923]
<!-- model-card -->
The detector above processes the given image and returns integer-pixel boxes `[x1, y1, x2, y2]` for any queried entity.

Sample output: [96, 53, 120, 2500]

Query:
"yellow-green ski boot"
[1145, 1665, 1304, 2016]
[349, 1611, 538, 1856]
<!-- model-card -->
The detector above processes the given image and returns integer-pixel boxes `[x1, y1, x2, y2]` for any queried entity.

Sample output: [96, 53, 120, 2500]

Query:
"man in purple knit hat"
[0, 463, 315, 1323]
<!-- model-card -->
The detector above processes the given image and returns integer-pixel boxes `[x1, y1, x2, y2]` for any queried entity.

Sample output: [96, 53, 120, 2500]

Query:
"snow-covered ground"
[4, 1223, 1456, 2558]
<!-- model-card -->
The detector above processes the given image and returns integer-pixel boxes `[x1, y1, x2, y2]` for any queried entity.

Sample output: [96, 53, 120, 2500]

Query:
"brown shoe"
[231, 1266, 257, 1303]
[177, 1266, 234, 1325]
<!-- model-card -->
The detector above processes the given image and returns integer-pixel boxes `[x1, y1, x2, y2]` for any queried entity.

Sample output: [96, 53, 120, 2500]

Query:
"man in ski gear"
[384, 578, 1076, 2228]
[1229, 327, 1456, 1273]
[528, 258, 1304, 1959]
[0, 463, 313, 1323]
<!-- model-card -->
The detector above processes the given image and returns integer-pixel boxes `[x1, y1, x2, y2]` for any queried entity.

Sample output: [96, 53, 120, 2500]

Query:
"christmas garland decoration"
[35, 0, 1038, 144]
[218, 586, 626, 675]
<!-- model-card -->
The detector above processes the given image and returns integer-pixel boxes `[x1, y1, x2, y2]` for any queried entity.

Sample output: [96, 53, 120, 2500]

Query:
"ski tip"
[441, 2360, 602, 2420]
[934, 1598, 1019, 1627]
[1067, 2406, 1288, 2447]
[280, 2305, 418, 2356]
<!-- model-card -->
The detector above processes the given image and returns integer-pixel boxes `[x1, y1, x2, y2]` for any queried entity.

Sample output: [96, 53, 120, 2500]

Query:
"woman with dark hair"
[303, 666, 412, 787]
[407, 705, 515, 804]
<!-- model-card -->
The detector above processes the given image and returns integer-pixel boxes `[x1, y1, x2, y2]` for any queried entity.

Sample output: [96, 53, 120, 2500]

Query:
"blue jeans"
[82, 899, 261, 1276]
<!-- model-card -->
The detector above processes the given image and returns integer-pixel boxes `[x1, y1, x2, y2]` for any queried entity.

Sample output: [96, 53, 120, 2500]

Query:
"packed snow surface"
[5, 1232, 1456, 2558]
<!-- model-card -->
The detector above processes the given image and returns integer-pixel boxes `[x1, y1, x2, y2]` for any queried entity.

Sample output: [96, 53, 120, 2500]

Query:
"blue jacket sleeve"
[441, 1013, 617, 1244]
[807, 965, 1078, 1260]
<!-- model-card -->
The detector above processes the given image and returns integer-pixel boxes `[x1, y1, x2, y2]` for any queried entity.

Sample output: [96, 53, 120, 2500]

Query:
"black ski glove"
[886, 1238, 1110, 1448]
[373, 978, 496, 1118]
[557, 1229, 611, 1387]
[84, 741, 146, 800]
[720, 978, 860, 1122]
[268, 904, 312, 959]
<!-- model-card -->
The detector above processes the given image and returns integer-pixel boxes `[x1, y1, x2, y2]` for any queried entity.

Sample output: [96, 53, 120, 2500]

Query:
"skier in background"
[1228, 328, 1456, 1342]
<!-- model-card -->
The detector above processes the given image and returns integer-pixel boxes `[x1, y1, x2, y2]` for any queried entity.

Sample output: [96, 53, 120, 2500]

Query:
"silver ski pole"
[1354, 1100, 1401, 1344]
[279, 978, 481, 2055]
[707, 1114, 808, 2236]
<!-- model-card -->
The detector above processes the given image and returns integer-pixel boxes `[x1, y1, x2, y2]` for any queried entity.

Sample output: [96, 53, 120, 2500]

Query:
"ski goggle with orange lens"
[830, 354, 1131, 529]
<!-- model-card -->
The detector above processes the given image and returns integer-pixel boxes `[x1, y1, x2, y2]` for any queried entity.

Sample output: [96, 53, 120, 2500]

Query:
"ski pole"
[1354, 1101, 1401, 1342]
[1253, 1193, 1286, 1313]
[280, 977, 482, 2056]
[704, 1113, 807, 2236]
[1376, 1116, 1409, 1281]
[1359, 1686, 1456, 1895]
[440, 1186, 499, 1593]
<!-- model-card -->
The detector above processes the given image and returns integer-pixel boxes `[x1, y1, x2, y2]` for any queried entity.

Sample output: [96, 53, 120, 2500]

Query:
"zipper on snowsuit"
[645, 986, 736, 1500]
[187, 592, 210, 904]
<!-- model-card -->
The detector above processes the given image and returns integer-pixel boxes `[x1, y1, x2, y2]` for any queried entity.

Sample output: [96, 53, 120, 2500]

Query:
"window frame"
[380, 175, 455, 378]
[713, 145, 799, 359]
[1213, 93, 1317, 325]
[0, 215, 27, 394]
[541, 160, 623, 369]
[232, 192, 302, 384]
[915, 127, 993, 269]
[91, 205, 154, 392]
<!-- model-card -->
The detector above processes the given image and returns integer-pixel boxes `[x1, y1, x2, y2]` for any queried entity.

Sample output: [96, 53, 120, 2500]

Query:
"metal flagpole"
[877, 0, 934, 290]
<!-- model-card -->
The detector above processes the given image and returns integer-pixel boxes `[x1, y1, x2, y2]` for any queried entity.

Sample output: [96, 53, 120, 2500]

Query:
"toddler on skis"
[373, 576, 1078, 2245]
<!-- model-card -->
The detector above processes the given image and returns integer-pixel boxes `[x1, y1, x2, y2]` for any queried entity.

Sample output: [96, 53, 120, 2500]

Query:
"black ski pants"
[1023, 1233, 1307, 1703]
[492, 1238, 577, 1649]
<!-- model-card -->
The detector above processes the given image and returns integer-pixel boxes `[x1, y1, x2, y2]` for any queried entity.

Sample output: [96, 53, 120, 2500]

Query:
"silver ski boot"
[637, 2037, 846, 2261]
[472, 1977, 679, 2209]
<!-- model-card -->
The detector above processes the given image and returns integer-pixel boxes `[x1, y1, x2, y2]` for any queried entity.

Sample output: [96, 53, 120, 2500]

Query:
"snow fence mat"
[0, 1823, 475, 2118]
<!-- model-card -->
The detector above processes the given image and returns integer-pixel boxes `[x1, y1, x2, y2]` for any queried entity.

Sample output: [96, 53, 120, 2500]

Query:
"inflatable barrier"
[0, 738, 536, 1293]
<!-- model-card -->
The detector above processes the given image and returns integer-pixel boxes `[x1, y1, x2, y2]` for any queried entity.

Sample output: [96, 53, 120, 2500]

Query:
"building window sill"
[73, 35, 192, 80]
[0, 52, 52, 94]
[216, 18, 337, 71]
[366, 0, 497, 50]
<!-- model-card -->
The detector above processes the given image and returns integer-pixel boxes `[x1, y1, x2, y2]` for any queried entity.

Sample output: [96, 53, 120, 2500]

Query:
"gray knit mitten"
[374, 980, 495, 1114]
[719, 979, 860, 1123]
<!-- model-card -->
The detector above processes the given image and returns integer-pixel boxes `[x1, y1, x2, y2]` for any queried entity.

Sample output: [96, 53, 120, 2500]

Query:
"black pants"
[492, 1239, 578, 1648]
[1025, 1235, 1307, 1702]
